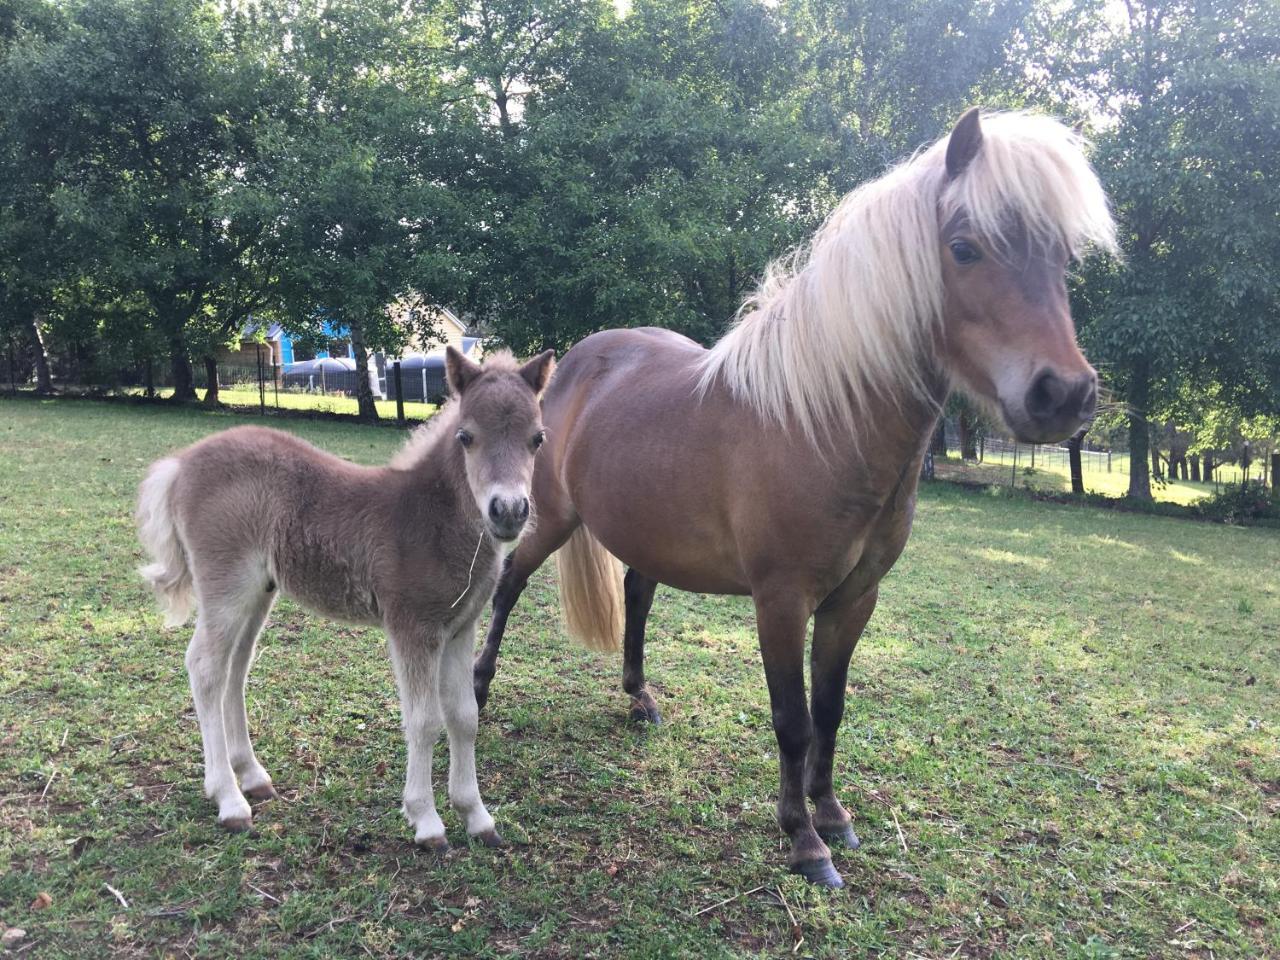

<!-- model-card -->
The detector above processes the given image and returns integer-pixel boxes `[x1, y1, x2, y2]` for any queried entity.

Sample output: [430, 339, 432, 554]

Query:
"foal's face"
[447, 348, 556, 542]
[936, 110, 1098, 444]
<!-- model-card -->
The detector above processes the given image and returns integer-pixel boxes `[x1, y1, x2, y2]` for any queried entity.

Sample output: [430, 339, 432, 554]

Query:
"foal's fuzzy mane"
[388, 351, 523, 470]
[697, 111, 1119, 447]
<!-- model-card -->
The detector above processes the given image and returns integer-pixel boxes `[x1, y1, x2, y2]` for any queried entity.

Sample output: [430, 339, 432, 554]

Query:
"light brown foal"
[137, 348, 554, 847]
[474, 109, 1118, 886]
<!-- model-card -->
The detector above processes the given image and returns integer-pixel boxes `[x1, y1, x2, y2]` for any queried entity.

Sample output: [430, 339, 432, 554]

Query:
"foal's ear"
[518, 350, 556, 398]
[446, 345, 483, 396]
[945, 107, 984, 180]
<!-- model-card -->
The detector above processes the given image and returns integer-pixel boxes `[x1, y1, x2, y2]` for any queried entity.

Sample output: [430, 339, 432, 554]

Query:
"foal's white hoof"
[415, 834, 450, 854]
[244, 782, 278, 801]
[220, 815, 253, 833]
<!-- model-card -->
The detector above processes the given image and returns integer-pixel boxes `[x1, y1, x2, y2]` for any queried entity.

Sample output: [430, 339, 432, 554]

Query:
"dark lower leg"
[622, 568, 661, 723]
[756, 597, 840, 887]
[806, 589, 877, 848]
[473, 557, 527, 711]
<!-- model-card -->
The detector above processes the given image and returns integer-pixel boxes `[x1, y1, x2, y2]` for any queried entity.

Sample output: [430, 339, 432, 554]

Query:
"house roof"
[242, 321, 284, 340]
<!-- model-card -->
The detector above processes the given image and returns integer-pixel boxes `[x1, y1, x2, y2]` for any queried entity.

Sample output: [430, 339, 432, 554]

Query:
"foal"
[137, 348, 554, 847]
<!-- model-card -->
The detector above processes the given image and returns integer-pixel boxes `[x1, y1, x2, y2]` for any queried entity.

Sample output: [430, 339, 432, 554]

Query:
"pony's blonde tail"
[136, 457, 193, 628]
[555, 526, 623, 652]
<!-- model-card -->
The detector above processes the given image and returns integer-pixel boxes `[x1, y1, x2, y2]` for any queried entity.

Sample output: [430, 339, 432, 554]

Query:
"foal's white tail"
[136, 458, 193, 628]
[555, 526, 623, 653]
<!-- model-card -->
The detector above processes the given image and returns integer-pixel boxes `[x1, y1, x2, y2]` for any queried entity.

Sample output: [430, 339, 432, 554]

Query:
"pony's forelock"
[697, 111, 1118, 448]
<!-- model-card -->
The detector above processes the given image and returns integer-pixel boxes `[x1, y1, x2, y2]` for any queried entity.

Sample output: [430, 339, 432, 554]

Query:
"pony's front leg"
[807, 587, 878, 850]
[755, 594, 842, 888]
[387, 626, 448, 851]
[186, 616, 252, 830]
[442, 621, 502, 847]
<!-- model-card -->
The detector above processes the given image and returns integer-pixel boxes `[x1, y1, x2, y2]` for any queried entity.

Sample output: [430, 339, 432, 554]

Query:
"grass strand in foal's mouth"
[0, 396, 1276, 958]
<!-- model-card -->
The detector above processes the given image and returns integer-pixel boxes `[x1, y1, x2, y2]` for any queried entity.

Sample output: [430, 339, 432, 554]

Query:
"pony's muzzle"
[1020, 368, 1097, 442]
[487, 494, 529, 541]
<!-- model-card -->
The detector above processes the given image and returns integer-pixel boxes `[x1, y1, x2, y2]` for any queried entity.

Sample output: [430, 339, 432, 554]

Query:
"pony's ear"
[945, 107, 983, 179]
[518, 350, 556, 398]
[446, 345, 483, 396]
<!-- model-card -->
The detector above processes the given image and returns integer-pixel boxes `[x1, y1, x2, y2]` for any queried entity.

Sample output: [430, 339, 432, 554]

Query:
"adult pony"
[473, 109, 1117, 887]
[137, 348, 555, 848]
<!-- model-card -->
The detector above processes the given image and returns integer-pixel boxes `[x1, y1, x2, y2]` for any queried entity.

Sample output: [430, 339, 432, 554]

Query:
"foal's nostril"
[1078, 377, 1098, 419]
[515, 497, 529, 522]
[1025, 370, 1069, 422]
[488, 497, 503, 523]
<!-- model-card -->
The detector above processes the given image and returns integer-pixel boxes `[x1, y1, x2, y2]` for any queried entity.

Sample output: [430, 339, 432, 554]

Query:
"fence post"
[393, 361, 405, 425]
[1011, 443, 1018, 487]
[7, 338, 15, 395]
[256, 345, 266, 415]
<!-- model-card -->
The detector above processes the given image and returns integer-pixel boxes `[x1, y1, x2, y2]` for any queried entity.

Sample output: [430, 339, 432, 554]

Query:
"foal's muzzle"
[487, 494, 529, 541]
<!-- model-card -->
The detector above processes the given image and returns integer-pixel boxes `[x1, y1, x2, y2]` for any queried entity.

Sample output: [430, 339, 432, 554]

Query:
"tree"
[2, 0, 287, 400]
[1071, 0, 1280, 498]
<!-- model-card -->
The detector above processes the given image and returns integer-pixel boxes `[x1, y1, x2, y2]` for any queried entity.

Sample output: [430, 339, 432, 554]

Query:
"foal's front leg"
[386, 626, 448, 850]
[441, 622, 502, 846]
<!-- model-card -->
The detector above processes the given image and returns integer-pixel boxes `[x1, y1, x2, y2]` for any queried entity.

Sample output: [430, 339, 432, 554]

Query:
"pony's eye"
[456, 429, 473, 448]
[532, 430, 546, 450]
[949, 239, 982, 265]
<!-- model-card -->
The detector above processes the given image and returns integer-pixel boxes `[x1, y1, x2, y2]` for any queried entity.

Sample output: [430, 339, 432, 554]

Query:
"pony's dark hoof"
[416, 835, 451, 854]
[473, 681, 491, 713]
[219, 816, 253, 834]
[245, 784, 278, 802]
[472, 829, 507, 849]
[791, 858, 845, 888]
[818, 824, 861, 850]
[628, 697, 662, 725]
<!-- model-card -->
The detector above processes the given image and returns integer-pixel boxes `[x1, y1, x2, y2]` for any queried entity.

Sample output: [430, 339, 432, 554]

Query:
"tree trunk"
[931, 419, 948, 457]
[29, 314, 53, 393]
[1126, 364, 1152, 500]
[958, 410, 978, 460]
[170, 336, 197, 402]
[1068, 429, 1086, 495]
[202, 356, 221, 407]
[1189, 453, 1201, 482]
[1150, 445, 1162, 481]
[349, 320, 379, 422]
[1203, 452, 1214, 482]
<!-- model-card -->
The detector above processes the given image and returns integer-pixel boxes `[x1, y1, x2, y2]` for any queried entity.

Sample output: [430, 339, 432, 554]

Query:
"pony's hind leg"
[440, 621, 501, 846]
[224, 578, 277, 801]
[623, 568, 661, 724]
[186, 609, 253, 830]
[386, 621, 448, 850]
[807, 588, 878, 851]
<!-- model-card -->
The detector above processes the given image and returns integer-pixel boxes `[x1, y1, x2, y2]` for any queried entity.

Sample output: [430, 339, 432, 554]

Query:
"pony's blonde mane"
[389, 351, 522, 470]
[697, 111, 1118, 447]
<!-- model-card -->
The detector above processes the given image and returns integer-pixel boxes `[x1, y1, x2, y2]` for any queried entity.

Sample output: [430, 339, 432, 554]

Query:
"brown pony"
[137, 349, 555, 848]
[473, 109, 1118, 887]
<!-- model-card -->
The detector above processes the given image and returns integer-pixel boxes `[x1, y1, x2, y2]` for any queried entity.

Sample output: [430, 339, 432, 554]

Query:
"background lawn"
[1, 397, 1277, 959]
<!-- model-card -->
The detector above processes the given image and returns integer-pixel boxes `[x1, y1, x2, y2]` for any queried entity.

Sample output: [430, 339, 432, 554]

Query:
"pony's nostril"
[1025, 370, 1068, 421]
[488, 498, 503, 522]
[1078, 377, 1098, 418]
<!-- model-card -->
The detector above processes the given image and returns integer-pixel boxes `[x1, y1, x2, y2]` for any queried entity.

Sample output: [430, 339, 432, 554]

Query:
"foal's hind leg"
[440, 621, 501, 846]
[224, 582, 277, 801]
[386, 622, 448, 850]
[622, 568, 662, 724]
[807, 588, 879, 851]
[186, 610, 253, 830]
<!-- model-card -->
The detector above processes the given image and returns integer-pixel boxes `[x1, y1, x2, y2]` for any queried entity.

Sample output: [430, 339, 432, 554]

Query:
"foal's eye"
[532, 430, 546, 450]
[949, 239, 982, 265]
[456, 429, 473, 448]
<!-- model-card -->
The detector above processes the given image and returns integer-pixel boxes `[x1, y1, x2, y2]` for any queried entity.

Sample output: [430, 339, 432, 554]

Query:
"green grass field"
[2, 397, 1277, 958]
[935, 452, 1253, 505]
[111, 385, 439, 422]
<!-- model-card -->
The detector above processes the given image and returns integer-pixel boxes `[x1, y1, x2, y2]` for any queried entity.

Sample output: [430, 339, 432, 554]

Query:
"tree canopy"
[1, 0, 1276, 476]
